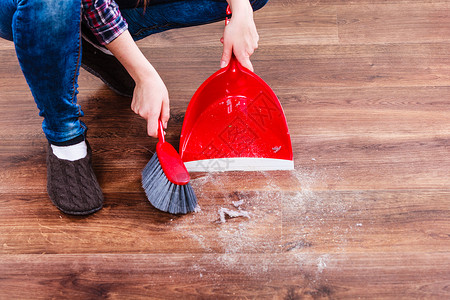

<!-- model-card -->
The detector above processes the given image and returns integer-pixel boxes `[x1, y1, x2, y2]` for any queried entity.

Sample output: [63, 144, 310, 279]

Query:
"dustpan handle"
[225, 5, 231, 25]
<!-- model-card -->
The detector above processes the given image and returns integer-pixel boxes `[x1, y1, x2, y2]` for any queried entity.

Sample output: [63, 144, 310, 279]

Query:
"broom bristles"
[142, 152, 197, 214]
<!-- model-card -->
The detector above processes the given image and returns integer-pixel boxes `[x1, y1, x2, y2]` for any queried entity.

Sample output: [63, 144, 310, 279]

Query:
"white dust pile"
[173, 167, 362, 277]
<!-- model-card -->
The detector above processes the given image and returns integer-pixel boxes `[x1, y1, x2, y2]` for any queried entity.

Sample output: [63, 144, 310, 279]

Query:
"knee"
[250, 0, 269, 12]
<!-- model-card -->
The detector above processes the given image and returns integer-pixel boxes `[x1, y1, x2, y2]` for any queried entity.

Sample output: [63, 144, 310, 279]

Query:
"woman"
[0, 0, 267, 215]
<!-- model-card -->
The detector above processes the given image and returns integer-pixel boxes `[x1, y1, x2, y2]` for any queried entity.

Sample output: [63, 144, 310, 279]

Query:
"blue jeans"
[0, 0, 268, 145]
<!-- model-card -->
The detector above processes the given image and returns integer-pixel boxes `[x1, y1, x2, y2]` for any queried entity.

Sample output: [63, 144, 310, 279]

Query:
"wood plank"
[0, 40, 14, 51]
[134, 1, 338, 48]
[3, 43, 450, 93]
[0, 131, 449, 194]
[1, 189, 448, 254]
[0, 252, 449, 299]
[338, 2, 450, 44]
[282, 190, 450, 253]
[0, 192, 282, 255]
[2, 85, 449, 138]
[130, 43, 450, 91]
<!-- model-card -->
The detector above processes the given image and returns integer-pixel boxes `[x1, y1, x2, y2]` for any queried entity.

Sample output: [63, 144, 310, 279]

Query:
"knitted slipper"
[46, 141, 103, 215]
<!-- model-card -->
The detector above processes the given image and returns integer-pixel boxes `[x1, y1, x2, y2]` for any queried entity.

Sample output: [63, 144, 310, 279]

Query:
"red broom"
[142, 120, 197, 214]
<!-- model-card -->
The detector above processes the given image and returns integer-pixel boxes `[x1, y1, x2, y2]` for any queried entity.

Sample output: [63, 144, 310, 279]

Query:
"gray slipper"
[46, 141, 103, 215]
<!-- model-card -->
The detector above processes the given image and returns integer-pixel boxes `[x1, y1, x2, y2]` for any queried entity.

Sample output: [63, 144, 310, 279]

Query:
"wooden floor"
[1, 0, 449, 298]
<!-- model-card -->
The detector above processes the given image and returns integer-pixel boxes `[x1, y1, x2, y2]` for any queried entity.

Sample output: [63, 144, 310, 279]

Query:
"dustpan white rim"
[184, 157, 294, 172]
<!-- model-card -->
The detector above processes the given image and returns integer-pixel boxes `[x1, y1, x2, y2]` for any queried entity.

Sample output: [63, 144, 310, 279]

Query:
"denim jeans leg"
[4, 0, 85, 144]
[120, 0, 269, 41]
[0, 0, 15, 41]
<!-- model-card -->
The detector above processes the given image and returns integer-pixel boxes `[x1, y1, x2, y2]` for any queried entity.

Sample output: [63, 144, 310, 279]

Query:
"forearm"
[104, 30, 170, 137]
[227, 0, 254, 15]
[105, 30, 158, 84]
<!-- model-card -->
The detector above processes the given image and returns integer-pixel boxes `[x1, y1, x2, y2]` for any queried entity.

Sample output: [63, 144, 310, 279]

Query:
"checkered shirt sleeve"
[82, 0, 128, 45]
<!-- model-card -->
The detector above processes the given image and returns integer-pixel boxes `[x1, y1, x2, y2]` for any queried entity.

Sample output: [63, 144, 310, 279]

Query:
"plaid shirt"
[82, 0, 128, 45]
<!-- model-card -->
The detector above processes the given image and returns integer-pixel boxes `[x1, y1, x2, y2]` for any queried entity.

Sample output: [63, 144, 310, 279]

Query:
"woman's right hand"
[105, 30, 170, 138]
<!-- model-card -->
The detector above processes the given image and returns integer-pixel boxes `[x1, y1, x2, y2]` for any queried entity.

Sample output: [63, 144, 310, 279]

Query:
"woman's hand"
[131, 72, 170, 138]
[221, 0, 259, 71]
[106, 30, 170, 138]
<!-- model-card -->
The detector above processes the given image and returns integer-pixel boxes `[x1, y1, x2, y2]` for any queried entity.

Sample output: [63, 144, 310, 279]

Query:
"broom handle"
[158, 119, 165, 143]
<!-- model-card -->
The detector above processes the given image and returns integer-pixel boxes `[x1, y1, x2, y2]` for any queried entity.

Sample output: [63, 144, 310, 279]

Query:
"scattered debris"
[272, 146, 282, 153]
[232, 200, 245, 208]
[317, 255, 329, 273]
[356, 223, 363, 227]
[177, 168, 357, 276]
[283, 240, 313, 252]
[218, 208, 250, 223]
[194, 205, 202, 213]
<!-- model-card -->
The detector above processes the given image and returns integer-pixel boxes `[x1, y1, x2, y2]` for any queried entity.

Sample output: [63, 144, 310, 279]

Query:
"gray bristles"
[142, 152, 198, 214]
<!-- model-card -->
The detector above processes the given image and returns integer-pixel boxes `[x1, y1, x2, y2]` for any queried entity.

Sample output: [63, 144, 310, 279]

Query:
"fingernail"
[220, 60, 227, 68]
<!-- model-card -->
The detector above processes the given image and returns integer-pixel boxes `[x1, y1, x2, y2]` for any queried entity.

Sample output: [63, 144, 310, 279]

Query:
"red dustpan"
[179, 9, 293, 172]
[179, 55, 293, 172]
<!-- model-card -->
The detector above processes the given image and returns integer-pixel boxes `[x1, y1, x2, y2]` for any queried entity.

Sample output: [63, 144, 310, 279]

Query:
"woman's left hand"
[220, 1, 259, 71]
